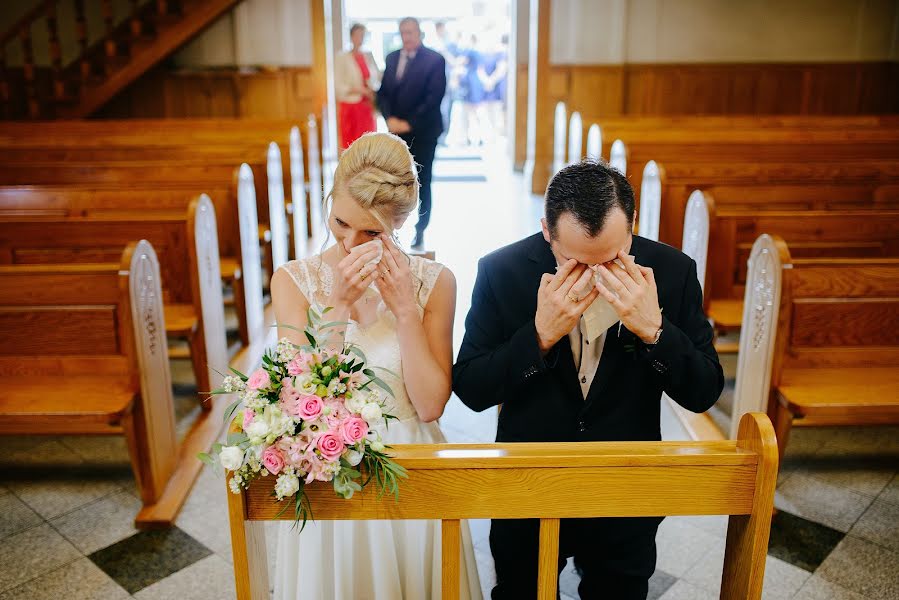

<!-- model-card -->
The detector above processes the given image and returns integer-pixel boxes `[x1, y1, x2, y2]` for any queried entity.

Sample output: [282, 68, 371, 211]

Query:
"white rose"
[274, 472, 300, 499]
[345, 393, 367, 414]
[360, 403, 382, 423]
[369, 440, 385, 453]
[220, 446, 245, 471]
[343, 448, 364, 466]
[262, 404, 292, 439]
[245, 420, 269, 440]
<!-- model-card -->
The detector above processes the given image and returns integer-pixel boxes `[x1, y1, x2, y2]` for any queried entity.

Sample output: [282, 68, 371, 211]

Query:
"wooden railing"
[0, 0, 152, 117]
[0, 0, 238, 119]
[228, 412, 778, 600]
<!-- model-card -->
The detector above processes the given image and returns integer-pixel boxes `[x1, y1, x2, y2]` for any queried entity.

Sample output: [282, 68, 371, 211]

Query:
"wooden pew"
[705, 208, 899, 331]
[609, 139, 627, 174]
[642, 159, 899, 246]
[0, 197, 228, 399]
[765, 248, 899, 460]
[0, 241, 213, 526]
[228, 413, 778, 600]
[0, 184, 238, 257]
[636, 160, 663, 240]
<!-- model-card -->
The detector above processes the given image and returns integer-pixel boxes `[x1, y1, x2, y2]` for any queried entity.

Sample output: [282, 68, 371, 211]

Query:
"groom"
[453, 160, 724, 599]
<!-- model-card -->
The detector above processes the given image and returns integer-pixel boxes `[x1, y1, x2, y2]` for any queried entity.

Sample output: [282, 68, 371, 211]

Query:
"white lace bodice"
[278, 254, 444, 423]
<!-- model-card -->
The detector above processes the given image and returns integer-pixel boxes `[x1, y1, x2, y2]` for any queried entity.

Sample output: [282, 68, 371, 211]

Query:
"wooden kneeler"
[227, 412, 778, 600]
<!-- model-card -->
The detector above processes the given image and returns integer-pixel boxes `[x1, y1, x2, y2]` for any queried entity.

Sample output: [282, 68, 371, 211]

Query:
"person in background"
[335, 23, 380, 151]
[377, 17, 447, 250]
[433, 21, 460, 146]
[460, 34, 487, 146]
[480, 32, 508, 140]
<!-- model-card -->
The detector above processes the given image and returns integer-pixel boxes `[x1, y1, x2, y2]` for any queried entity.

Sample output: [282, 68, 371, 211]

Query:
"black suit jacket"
[377, 46, 447, 140]
[453, 233, 724, 443]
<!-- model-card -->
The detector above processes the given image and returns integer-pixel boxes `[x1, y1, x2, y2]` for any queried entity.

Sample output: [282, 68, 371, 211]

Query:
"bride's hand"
[376, 235, 417, 321]
[331, 243, 381, 310]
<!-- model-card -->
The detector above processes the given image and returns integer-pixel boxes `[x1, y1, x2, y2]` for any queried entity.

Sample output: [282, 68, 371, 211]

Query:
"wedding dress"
[273, 253, 482, 600]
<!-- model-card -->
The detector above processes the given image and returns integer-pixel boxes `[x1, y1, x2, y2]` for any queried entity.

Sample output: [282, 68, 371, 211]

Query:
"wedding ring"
[567, 293, 579, 303]
[360, 271, 367, 280]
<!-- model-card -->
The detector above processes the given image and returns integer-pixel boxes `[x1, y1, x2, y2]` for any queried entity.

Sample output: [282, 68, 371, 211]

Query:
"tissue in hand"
[573, 260, 625, 340]
[355, 239, 384, 267]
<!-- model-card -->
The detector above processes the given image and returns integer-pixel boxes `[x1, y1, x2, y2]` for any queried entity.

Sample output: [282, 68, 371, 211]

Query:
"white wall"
[551, 0, 899, 64]
[174, 0, 313, 67]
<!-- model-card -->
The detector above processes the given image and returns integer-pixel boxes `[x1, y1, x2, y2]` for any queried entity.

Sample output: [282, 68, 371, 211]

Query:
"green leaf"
[371, 366, 400, 379]
[322, 306, 334, 314]
[304, 330, 317, 348]
[345, 344, 367, 362]
[197, 452, 215, 466]
[370, 377, 393, 396]
[229, 367, 248, 379]
[362, 368, 375, 377]
[227, 432, 249, 446]
[223, 399, 242, 424]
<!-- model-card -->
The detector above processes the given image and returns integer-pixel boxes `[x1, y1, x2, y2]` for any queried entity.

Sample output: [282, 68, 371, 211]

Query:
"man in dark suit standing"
[378, 17, 446, 249]
[453, 160, 724, 599]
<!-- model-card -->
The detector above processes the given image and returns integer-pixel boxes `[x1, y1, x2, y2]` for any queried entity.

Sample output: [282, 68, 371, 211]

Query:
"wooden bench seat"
[1, 375, 136, 434]
[707, 299, 744, 331]
[704, 209, 899, 332]
[681, 230, 899, 443]
[0, 242, 205, 526]
[0, 197, 228, 400]
[775, 368, 899, 426]
[720, 242, 899, 459]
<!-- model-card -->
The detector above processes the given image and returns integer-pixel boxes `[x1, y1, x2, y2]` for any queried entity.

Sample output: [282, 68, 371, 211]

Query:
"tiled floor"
[1, 144, 897, 599]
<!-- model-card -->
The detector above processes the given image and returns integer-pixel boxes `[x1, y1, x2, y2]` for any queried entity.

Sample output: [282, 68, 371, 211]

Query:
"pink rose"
[242, 408, 254, 430]
[262, 446, 286, 475]
[298, 394, 324, 420]
[316, 431, 345, 461]
[247, 368, 271, 390]
[299, 394, 325, 421]
[341, 417, 368, 444]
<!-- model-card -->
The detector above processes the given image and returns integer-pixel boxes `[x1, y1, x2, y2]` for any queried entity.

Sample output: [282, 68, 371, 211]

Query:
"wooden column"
[310, 0, 328, 118]
[526, 0, 554, 194]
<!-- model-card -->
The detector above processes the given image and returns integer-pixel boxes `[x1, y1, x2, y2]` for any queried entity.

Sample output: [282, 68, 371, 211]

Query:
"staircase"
[0, 0, 240, 120]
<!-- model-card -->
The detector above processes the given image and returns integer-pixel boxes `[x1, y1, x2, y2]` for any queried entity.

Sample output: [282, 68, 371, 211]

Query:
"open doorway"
[340, 0, 514, 155]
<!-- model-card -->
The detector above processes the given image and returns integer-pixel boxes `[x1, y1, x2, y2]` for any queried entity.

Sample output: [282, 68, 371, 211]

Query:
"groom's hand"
[535, 259, 599, 355]
[595, 251, 663, 344]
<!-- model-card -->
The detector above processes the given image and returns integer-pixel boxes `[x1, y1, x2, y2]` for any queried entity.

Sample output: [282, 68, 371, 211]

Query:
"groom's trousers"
[489, 515, 663, 600]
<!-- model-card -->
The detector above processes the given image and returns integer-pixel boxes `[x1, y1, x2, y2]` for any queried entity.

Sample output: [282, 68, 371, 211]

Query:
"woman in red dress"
[335, 24, 380, 151]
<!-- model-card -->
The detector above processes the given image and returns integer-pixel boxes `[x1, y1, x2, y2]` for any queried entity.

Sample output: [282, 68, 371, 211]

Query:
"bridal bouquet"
[200, 307, 407, 528]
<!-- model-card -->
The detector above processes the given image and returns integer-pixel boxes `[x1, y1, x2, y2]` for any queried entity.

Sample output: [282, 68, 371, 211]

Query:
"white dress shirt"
[396, 49, 417, 80]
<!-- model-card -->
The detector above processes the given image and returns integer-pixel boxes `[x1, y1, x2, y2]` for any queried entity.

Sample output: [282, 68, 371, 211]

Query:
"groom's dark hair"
[544, 159, 634, 238]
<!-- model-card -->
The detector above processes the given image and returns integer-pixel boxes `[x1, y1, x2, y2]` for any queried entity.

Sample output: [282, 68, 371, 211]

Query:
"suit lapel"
[527, 235, 583, 406]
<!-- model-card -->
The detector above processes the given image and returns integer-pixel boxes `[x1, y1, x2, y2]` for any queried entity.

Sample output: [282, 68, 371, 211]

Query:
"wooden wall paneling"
[94, 67, 315, 119]
[514, 64, 528, 171]
[527, 0, 554, 195]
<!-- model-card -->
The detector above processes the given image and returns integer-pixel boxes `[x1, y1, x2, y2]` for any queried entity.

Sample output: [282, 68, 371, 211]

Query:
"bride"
[270, 132, 482, 599]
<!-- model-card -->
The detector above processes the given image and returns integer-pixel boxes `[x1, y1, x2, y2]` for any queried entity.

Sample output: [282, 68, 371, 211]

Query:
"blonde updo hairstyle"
[328, 132, 420, 234]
